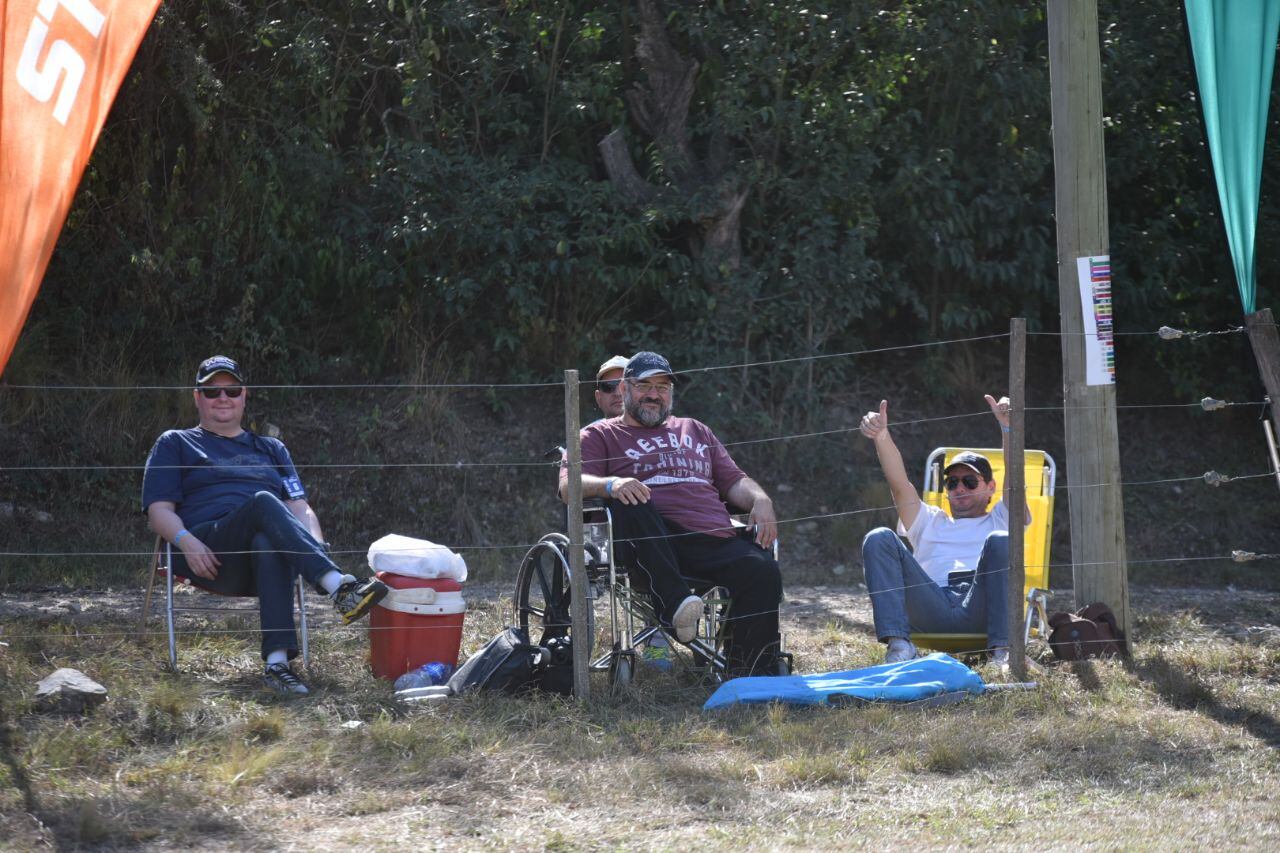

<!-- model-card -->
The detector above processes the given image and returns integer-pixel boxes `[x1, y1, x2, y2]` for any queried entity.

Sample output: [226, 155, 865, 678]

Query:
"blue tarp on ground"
[703, 652, 986, 711]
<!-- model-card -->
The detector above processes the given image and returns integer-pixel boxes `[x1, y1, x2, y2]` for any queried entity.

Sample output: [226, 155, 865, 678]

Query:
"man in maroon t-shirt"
[559, 351, 783, 677]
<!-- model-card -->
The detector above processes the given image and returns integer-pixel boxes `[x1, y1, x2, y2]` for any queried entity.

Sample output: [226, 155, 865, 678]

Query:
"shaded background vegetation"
[1, 0, 1277, 591]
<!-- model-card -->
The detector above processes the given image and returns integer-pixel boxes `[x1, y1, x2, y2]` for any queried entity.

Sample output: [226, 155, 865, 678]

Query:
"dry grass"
[1, 585, 1278, 850]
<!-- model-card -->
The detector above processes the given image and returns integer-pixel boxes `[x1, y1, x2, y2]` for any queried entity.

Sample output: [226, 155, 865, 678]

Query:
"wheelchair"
[511, 500, 791, 688]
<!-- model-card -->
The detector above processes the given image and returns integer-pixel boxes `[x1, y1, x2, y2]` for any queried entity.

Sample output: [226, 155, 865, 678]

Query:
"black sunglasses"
[198, 386, 244, 399]
[944, 474, 981, 491]
[597, 379, 621, 392]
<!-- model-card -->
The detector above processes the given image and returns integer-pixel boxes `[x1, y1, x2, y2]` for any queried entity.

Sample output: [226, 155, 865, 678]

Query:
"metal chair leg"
[296, 576, 310, 667]
[140, 537, 160, 631]
[164, 543, 177, 670]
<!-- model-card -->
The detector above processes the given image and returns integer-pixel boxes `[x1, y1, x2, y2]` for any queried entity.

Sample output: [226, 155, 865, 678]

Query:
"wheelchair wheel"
[611, 652, 633, 689]
[513, 534, 594, 659]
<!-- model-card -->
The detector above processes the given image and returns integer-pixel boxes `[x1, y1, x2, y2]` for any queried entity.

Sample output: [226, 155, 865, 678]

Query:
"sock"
[319, 570, 350, 595]
[265, 649, 288, 667]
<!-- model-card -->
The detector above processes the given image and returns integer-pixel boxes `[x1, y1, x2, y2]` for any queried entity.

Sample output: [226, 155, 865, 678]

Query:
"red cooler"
[369, 572, 467, 680]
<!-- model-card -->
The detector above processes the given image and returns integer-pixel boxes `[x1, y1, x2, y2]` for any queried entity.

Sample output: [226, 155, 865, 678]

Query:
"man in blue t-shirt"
[142, 355, 387, 695]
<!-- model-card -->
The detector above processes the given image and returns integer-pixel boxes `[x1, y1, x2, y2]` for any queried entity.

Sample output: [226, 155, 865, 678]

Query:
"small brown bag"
[1048, 602, 1126, 660]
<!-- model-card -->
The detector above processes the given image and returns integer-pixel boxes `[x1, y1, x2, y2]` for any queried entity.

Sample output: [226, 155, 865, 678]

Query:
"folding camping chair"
[910, 447, 1056, 654]
[140, 536, 310, 669]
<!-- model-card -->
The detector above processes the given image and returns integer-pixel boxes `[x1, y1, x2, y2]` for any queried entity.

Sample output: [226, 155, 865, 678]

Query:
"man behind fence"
[858, 394, 1022, 666]
[141, 355, 388, 695]
[560, 351, 783, 677]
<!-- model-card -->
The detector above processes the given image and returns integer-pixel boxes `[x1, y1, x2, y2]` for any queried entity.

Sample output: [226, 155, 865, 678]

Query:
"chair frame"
[141, 537, 310, 669]
[912, 447, 1057, 654]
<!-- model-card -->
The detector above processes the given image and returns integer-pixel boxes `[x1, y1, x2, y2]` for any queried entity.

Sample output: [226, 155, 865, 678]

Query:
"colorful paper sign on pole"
[0, 0, 162, 377]
[1077, 255, 1115, 386]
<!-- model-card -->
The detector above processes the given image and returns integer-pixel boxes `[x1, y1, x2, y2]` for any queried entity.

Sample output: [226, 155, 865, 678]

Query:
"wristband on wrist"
[605, 478, 615, 496]
[174, 529, 190, 545]
[1001, 425, 1012, 433]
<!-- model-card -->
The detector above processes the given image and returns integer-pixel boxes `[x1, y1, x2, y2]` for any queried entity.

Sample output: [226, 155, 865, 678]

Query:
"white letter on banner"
[37, 0, 106, 37]
[16, 19, 87, 126]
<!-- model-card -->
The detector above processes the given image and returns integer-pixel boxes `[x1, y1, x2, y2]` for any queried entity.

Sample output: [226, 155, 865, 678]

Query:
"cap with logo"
[195, 355, 244, 385]
[624, 351, 674, 381]
[944, 451, 993, 481]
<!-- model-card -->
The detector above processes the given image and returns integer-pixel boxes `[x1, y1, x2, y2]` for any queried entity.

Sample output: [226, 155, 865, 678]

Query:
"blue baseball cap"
[195, 355, 244, 385]
[624, 351, 674, 381]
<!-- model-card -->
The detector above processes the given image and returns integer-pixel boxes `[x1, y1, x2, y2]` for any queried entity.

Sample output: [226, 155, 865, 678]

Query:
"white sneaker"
[884, 638, 918, 664]
[671, 595, 703, 643]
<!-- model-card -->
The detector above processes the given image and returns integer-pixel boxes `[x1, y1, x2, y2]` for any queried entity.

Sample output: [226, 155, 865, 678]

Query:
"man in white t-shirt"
[858, 394, 1019, 665]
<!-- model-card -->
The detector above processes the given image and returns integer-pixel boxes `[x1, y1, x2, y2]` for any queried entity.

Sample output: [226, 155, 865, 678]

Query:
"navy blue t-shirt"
[141, 428, 307, 528]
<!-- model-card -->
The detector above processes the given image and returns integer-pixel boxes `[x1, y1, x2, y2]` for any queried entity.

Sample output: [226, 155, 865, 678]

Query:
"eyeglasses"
[629, 379, 673, 395]
[944, 474, 981, 491]
[198, 386, 244, 399]
[597, 380, 621, 393]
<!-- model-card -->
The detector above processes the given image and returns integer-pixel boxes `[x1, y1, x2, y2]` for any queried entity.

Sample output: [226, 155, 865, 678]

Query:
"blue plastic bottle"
[394, 661, 454, 691]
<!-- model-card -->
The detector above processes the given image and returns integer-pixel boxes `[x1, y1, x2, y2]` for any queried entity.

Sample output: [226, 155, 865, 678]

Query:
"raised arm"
[860, 400, 923, 530]
[984, 394, 1012, 457]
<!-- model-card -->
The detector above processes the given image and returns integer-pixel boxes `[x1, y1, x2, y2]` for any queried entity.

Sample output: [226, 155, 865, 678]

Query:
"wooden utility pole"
[1047, 0, 1130, 644]
[1246, 309, 1280, 494]
[1246, 308, 1280, 439]
[1006, 319, 1027, 678]
[563, 370, 590, 699]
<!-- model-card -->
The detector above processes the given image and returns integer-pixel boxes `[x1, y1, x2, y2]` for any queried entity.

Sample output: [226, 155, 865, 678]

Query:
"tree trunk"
[598, 0, 748, 275]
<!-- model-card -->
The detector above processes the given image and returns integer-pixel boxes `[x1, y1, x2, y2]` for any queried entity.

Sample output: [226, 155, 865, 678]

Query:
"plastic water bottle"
[394, 661, 453, 691]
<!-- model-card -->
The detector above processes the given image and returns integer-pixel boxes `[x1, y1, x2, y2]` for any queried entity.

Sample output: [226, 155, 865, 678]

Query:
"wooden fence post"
[1246, 308, 1280, 440]
[1007, 318, 1027, 678]
[563, 370, 590, 700]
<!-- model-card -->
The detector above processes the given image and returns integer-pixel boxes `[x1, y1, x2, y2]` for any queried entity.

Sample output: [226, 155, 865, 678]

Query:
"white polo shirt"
[900, 502, 1027, 587]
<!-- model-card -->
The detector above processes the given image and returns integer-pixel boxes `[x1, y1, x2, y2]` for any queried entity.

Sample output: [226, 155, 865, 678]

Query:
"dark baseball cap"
[624, 351, 674, 381]
[195, 355, 244, 385]
[945, 451, 993, 481]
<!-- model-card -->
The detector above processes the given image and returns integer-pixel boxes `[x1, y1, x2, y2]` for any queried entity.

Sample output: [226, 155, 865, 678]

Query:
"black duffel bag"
[446, 626, 546, 695]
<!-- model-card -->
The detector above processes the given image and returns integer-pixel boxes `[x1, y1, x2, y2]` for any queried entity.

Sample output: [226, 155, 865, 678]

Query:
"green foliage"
[5, 0, 1277, 581]
[14, 0, 1269, 396]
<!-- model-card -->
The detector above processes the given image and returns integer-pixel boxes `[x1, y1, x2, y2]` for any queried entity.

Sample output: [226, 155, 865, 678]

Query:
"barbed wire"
[5, 458, 1274, 558]
[3, 544, 1274, 647]
[1, 323, 1259, 396]
[1, 379, 566, 391]
[0, 397, 1266, 474]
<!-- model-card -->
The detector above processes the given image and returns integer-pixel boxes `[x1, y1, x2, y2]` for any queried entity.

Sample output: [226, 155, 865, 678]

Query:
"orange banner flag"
[1, 0, 161, 377]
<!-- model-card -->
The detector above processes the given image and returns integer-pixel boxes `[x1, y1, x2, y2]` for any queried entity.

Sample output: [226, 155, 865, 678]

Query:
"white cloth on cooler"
[367, 534, 468, 582]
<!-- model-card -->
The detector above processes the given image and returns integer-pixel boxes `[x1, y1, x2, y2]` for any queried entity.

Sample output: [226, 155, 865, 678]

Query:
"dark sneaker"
[263, 662, 309, 696]
[332, 577, 389, 625]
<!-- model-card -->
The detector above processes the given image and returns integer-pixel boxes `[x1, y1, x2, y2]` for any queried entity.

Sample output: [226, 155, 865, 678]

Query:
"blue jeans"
[861, 527, 1010, 647]
[174, 492, 337, 660]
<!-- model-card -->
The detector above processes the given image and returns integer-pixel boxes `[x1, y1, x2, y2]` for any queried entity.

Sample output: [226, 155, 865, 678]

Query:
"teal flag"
[1184, 0, 1280, 314]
